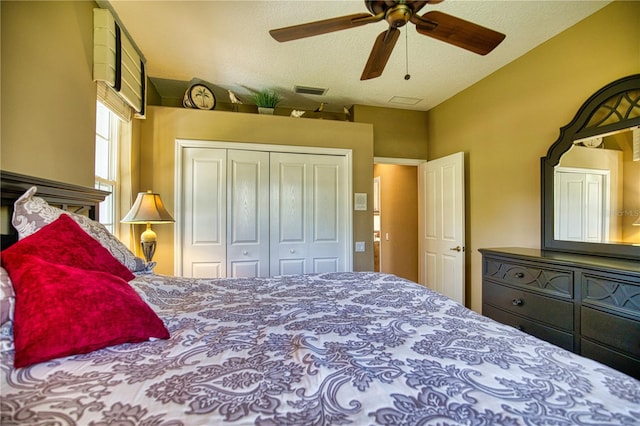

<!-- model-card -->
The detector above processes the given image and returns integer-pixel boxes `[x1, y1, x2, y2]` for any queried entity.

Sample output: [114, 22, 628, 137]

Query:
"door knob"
[242, 250, 248, 256]
[450, 246, 462, 252]
[290, 249, 295, 254]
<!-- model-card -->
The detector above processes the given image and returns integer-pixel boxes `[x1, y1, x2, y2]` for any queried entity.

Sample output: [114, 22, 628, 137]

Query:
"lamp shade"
[121, 191, 174, 224]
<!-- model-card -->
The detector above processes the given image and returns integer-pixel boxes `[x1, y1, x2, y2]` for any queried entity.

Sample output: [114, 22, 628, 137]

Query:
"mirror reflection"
[554, 126, 640, 245]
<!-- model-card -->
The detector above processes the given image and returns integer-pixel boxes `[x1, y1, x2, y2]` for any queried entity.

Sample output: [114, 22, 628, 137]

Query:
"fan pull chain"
[404, 29, 411, 80]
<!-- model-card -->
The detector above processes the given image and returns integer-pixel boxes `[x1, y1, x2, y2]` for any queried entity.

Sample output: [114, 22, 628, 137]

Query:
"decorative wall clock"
[581, 136, 603, 148]
[183, 84, 216, 110]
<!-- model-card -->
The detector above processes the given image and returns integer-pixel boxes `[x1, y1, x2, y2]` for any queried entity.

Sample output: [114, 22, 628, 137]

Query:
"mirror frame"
[541, 74, 640, 260]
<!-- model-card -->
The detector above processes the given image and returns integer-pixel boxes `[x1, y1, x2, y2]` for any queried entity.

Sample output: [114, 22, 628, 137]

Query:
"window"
[95, 101, 120, 234]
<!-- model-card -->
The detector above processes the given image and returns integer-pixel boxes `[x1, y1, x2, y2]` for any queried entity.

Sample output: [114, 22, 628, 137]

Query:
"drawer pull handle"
[512, 298, 524, 306]
[514, 272, 525, 278]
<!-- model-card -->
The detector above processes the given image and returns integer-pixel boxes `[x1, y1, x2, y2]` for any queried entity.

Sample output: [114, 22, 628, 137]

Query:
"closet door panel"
[230, 261, 260, 277]
[278, 161, 306, 243]
[278, 259, 306, 276]
[182, 148, 227, 278]
[193, 262, 222, 278]
[271, 152, 347, 275]
[271, 155, 309, 275]
[310, 160, 345, 272]
[227, 150, 270, 277]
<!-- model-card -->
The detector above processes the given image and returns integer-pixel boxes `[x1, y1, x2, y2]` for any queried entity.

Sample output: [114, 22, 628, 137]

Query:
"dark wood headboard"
[1, 170, 109, 250]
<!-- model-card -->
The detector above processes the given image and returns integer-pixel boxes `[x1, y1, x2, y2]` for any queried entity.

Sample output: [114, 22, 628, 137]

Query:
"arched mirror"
[542, 74, 640, 260]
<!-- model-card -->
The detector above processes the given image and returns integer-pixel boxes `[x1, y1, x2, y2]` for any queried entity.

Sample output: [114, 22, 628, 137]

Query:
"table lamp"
[121, 190, 175, 263]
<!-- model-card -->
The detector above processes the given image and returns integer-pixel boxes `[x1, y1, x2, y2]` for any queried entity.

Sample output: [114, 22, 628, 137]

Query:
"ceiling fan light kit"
[269, 0, 506, 80]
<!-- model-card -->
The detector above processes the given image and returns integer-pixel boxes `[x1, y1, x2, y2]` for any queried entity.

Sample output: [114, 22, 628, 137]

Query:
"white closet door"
[227, 150, 270, 277]
[182, 147, 227, 277]
[270, 152, 347, 275]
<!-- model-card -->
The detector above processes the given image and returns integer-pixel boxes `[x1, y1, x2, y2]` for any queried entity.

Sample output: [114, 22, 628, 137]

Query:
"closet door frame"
[174, 139, 353, 276]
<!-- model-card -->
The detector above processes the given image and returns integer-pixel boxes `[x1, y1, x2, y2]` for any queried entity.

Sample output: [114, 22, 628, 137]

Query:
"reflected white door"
[182, 147, 227, 278]
[555, 168, 608, 243]
[418, 152, 465, 305]
[227, 150, 270, 277]
[270, 152, 347, 275]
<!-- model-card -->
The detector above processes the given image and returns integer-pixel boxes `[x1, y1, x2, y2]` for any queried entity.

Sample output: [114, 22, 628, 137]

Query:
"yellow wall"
[139, 107, 374, 274]
[427, 0, 640, 312]
[1, 1, 98, 186]
[354, 105, 428, 159]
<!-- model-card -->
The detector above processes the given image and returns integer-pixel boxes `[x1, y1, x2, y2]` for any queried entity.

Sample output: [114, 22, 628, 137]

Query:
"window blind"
[93, 8, 145, 117]
[97, 81, 132, 123]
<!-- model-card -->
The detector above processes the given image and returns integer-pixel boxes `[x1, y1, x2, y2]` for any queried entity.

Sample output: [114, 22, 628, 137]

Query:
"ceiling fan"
[269, 0, 506, 81]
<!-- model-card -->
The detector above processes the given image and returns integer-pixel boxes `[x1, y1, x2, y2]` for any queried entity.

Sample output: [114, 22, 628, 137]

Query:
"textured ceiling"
[106, 0, 610, 113]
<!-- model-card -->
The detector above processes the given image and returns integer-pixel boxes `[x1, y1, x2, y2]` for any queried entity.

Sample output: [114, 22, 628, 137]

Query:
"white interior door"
[227, 150, 270, 277]
[270, 152, 347, 275]
[182, 147, 227, 278]
[418, 152, 465, 305]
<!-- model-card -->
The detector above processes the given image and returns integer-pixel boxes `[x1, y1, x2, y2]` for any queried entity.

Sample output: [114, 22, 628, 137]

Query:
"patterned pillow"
[0, 267, 14, 325]
[3, 214, 135, 282]
[0, 267, 15, 353]
[12, 186, 147, 273]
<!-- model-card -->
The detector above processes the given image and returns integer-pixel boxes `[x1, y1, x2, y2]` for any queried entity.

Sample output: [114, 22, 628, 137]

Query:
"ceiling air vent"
[294, 85, 328, 96]
[388, 96, 422, 106]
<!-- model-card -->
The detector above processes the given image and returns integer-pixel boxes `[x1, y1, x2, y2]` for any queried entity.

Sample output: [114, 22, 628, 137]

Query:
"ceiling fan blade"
[414, 11, 505, 55]
[270, 13, 374, 42]
[360, 27, 401, 81]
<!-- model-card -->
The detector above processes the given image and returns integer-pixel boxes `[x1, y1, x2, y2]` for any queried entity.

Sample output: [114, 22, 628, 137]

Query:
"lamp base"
[141, 240, 156, 263]
[140, 224, 157, 263]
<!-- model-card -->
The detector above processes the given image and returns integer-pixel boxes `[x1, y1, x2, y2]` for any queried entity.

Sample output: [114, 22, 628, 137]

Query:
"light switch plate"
[355, 241, 365, 252]
[354, 193, 367, 211]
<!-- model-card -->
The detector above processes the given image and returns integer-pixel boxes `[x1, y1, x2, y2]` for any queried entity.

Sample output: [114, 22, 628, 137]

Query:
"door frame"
[373, 156, 426, 278]
[175, 139, 354, 276]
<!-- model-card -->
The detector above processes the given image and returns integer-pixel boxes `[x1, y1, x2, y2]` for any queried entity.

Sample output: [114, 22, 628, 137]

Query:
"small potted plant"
[253, 89, 282, 114]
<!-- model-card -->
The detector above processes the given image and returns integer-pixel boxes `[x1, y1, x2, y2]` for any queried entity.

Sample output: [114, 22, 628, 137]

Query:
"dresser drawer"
[581, 306, 640, 358]
[581, 339, 640, 379]
[483, 257, 573, 298]
[582, 273, 640, 319]
[483, 280, 574, 331]
[483, 304, 574, 350]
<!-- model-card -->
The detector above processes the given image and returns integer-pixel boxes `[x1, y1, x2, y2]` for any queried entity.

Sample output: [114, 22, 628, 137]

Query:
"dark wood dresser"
[480, 247, 640, 379]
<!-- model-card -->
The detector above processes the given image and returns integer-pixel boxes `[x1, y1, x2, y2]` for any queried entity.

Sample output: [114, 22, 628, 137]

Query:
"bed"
[1, 171, 639, 425]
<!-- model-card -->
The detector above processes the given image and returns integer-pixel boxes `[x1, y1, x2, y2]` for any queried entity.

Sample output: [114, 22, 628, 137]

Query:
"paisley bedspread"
[1, 272, 639, 425]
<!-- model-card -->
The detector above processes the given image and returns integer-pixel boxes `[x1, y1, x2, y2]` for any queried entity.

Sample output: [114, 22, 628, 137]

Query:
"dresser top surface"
[479, 247, 640, 276]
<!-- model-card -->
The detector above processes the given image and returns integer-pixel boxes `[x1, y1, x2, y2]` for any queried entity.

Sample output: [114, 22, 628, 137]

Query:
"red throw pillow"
[2, 214, 134, 282]
[2, 253, 169, 368]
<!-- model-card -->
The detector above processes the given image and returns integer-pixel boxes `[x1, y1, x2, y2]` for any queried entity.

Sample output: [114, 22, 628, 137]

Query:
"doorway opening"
[373, 159, 421, 282]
